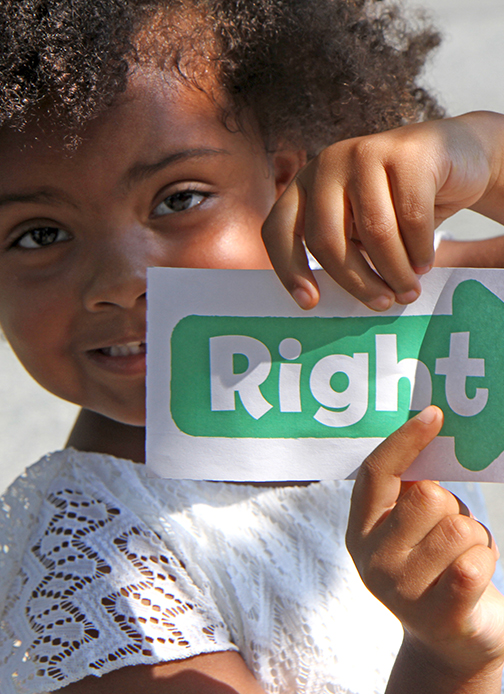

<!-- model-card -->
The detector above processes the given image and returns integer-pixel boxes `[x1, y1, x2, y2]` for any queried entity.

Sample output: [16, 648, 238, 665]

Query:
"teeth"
[101, 342, 145, 357]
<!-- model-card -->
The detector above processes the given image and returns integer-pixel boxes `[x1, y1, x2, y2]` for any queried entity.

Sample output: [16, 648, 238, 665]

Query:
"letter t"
[435, 332, 488, 417]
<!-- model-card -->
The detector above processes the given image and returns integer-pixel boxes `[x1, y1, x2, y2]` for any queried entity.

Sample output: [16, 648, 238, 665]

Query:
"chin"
[112, 409, 146, 427]
[97, 389, 147, 427]
[92, 401, 146, 428]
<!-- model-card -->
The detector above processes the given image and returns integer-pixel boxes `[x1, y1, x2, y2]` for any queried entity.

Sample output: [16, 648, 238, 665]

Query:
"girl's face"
[0, 71, 300, 425]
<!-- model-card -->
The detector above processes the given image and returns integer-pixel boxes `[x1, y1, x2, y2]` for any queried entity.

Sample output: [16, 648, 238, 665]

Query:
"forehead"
[0, 70, 262, 179]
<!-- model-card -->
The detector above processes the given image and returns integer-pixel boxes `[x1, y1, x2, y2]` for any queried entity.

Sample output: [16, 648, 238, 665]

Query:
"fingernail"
[413, 263, 433, 276]
[292, 286, 314, 309]
[416, 405, 438, 425]
[396, 288, 421, 304]
[367, 295, 394, 312]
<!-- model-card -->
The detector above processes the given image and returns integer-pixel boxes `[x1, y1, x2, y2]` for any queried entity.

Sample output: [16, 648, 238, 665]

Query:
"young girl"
[1, 1, 504, 693]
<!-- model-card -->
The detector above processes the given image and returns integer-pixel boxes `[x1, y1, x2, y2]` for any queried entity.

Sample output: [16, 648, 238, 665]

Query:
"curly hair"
[0, 0, 444, 154]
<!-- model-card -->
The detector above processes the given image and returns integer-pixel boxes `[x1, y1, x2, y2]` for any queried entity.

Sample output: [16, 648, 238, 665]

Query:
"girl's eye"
[153, 190, 210, 217]
[15, 226, 71, 249]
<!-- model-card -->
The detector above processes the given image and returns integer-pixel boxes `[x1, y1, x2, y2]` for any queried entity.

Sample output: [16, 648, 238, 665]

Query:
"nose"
[82, 227, 155, 312]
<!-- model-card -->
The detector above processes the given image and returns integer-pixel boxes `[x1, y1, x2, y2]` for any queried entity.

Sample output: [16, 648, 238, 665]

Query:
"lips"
[86, 340, 147, 375]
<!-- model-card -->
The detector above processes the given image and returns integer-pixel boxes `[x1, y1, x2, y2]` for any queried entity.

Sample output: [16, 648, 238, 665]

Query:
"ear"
[271, 147, 307, 199]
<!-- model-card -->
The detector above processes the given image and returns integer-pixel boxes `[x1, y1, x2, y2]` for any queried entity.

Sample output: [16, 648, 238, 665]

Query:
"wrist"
[461, 111, 504, 226]
[387, 631, 504, 694]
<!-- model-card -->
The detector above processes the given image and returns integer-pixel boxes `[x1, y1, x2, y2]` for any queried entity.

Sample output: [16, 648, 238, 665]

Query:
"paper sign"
[146, 267, 504, 481]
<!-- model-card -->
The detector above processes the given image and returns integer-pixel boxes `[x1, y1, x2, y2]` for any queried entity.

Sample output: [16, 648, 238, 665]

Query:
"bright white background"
[1, 0, 504, 541]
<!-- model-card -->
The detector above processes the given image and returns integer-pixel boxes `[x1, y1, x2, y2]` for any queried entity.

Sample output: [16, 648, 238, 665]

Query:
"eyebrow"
[0, 148, 231, 209]
[124, 147, 230, 186]
[0, 188, 78, 210]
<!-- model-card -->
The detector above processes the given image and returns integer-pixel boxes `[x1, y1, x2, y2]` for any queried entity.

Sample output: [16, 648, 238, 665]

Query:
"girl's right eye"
[14, 226, 71, 249]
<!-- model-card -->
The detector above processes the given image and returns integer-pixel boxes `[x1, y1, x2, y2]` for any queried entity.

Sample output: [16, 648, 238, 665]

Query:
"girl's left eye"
[153, 190, 210, 217]
[15, 226, 71, 249]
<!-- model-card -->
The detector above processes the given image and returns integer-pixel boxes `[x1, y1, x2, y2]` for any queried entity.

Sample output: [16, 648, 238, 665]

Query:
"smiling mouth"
[96, 341, 146, 357]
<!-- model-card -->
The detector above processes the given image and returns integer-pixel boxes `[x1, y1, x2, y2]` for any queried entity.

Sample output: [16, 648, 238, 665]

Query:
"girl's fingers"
[347, 168, 423, 302]
[360, 517, 495, 614]
[369, 481, 462, 551]
[304, 217, 397, 312]
[370, 486, 490, 557]
[264, 166, 398, 311]
[476, 520, 497, 553]
[261, 178, 320, 310]
[388, 162, 436, 274]
[346, 406, 444, 546]
[427, 544, 497, 624]
[402, 516, 497, 596]
[264, 140, 437, 311]
[300, 165, 397, 311]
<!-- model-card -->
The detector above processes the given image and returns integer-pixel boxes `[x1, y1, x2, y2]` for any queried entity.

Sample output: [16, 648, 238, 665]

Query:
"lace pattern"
[1, 450, 405, 694]
[0, 456, 235, 693]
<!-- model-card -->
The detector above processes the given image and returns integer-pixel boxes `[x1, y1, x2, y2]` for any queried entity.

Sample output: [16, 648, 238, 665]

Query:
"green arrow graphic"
[421, 280, 504, 471]
[170, 280, 504, 472]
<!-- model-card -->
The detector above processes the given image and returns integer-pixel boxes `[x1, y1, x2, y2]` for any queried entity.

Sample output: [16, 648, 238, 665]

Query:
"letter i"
[278, 338, 302, 412]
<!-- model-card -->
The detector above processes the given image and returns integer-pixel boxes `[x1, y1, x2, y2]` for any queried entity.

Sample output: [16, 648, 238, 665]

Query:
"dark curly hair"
[0, 0, 444, 155]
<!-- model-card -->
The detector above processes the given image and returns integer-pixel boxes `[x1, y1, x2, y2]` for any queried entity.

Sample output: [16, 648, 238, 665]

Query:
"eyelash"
[9, 188, 213, 249]
[13, 226, 71, 250]
[152, 189, 213, 217]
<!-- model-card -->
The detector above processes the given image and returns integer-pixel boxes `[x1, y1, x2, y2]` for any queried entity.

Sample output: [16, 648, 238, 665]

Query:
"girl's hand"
[346, 406, 504, 692]
[263, 112, 504, 311]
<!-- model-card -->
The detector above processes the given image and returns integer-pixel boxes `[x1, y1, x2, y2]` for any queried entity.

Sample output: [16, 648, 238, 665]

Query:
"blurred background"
[419, 0, 504, 239]
[409, 0, 504, 556]
[1, 0, 504, 543]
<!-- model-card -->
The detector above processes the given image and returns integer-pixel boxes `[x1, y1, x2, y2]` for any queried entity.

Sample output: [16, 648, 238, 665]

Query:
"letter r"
[209, 336, 273, 420]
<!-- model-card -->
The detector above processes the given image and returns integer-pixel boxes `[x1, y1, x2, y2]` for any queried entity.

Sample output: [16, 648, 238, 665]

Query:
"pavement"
[1, 0, 504, 547]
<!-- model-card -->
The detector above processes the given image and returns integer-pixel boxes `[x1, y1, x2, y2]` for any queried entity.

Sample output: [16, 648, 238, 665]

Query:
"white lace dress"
[0, 449, 406, 693]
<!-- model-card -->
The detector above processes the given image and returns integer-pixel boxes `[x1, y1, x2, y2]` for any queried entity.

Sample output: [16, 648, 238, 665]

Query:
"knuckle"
[399, 198, 428, 229]
[359, 213, 396, 246]
[314, 144, 337, 171]
[451, 553, 488, 590]
[357, 452, 384, 486]
[351, 136, 382, 164]
[407, 479, 447, 510]
[314, 141, 351, 174]
[439, 514, 473, 546]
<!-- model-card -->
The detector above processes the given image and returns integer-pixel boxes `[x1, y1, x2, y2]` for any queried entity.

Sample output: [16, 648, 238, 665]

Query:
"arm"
[263, 111, 504, 310]
[58, 651, 266, 694]
[436, 235, 504, 269]
[345, 407, 504, 694]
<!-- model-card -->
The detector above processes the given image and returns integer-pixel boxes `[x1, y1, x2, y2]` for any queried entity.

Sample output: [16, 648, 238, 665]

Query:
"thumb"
[348, 405, 444, 538]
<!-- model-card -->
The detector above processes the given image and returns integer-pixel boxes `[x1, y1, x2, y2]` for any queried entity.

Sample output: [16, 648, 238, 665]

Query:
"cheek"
[215, 230, 273, 269]
[176, 221, 273, 270]
[0, 291, 71, 384]
[204, 181, 277, 269]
